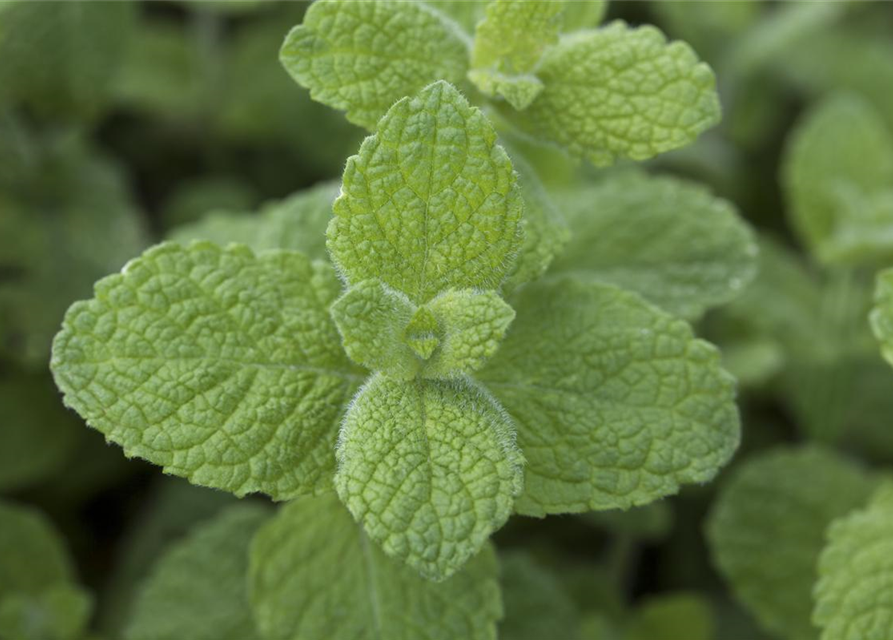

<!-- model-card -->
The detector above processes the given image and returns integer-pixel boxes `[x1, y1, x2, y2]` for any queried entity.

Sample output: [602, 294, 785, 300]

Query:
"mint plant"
[6, 1, 893, 639]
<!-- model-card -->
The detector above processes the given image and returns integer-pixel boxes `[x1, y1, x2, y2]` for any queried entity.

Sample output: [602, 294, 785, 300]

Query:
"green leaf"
[814, 482, 893, 640]
[0, 584, 92, 640]
[329, 80, 523, 304]
[626, 593, 713, 640]
[706, 447, 877, 640]
[550, 172, 757, 320]
[249, 494, 503, 640]
[500, 145, 570, 293]
[478, 277, 739, 517]
[421, 289, 515, 378]
[0, 138, 147, 367]
[332, 283, 515, 381]
[0, 372, 80, 492]
[469, 0, 563, 109]
[125, 503, 270, 640]
[51, 242, 363, 499]
[169, 181, 339, 261]
[498, 552, 580, 640]
[161, 176, 259, 230]
[424, 1, 487, 35]
[335, 374, 522, 580]
[280, 0, 470, 130]
[782, 94, 893, 265]
[583, 501, 674, 541]
[331, 280, 419, 379]
[514, 21, 721, 166]
[0, 1, 136, 120]
[0, 500, 75, 599]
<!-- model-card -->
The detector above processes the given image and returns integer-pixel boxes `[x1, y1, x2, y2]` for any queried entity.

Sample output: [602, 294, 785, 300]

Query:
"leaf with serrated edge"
[169, 181, 338, 261]
[782, 94, 893, 265]
[551, 172, 757, 319]
[478, 277, 739, 517]
[280, 0, 469, 131]
[813, 482, 893, 640]
[328, 80, 523, 304]
[336, 374, 522, 580]
[706, 447, 876, 640]
[126, 504, 270, 640]
[249, 494, 503, 640]
[422, 289, 515, 378]
[469, 0, 563, 109]
[515, 21, 720, 166]
[51, 242, 363, 499]
[331, 279, 419, 380]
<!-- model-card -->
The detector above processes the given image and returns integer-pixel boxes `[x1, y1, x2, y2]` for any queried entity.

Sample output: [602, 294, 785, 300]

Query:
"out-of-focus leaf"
[499, 552, 580, 640]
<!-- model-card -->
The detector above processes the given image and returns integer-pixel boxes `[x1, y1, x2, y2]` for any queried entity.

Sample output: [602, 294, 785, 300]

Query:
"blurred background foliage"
[1, 2, 893, 639]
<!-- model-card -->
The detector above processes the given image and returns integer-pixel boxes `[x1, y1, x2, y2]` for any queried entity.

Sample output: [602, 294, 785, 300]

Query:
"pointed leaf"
[280, 0, 469, 130]
[329, 80, 523, 303]
[336, 374, 523, 580]
[51, 242, 363, 499]
[478, 277, 739, 516]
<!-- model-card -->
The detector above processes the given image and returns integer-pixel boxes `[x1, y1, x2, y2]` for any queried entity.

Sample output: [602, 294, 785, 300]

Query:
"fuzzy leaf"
[469, 0, 563, 109]
[515, 21, 721, 165]
[329, 80, 523, 303]
[813, 483, 893, 640]
[169, 181, 338, 261]
[782, 94, 893, 265]
[125, 504, 270, 640]
[336, 375, 522, 580]
[249, 494, 503, 640]
[551, 172, 757, 319]
[51, 242, 363, 499]
[707, 447, 876, 640]
[479, 277, 739, 517]
[280, 0, 469, 130]
[331, 280, 419, 379]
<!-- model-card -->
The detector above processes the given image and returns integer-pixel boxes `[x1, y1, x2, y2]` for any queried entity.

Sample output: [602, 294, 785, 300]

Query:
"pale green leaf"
[335, 374, 523, 580]
[626, 593, 713, 640]
[0, 372, 80, 492]
[469, 0, 563, 109]
[551, 172, 757, 319]
[280, 0, 470, 130]
[331, 279, 419, 379]
[421, 289, 515, 378]
[329, 81, 523, 303]
[472, 0, 563, 73]
[782, 94, 893, 265]
[249, 493, 503, 640]
[126, 503, 270, 640]
[0, 584, 92, 640]
[515, 21, 721, 166]
[0, 1, 136, 120]
[706, 447, 876, 640]
[51, 242, 363, 499]
[479, 277, 739, 517]
[814, 482, 893, 640]
[498, 552, 580, 640]
[500, 145, 570, 293]
[0, 500, 75, 599]
[562, 1, 607, 32]
[169, 181, 339, 261]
